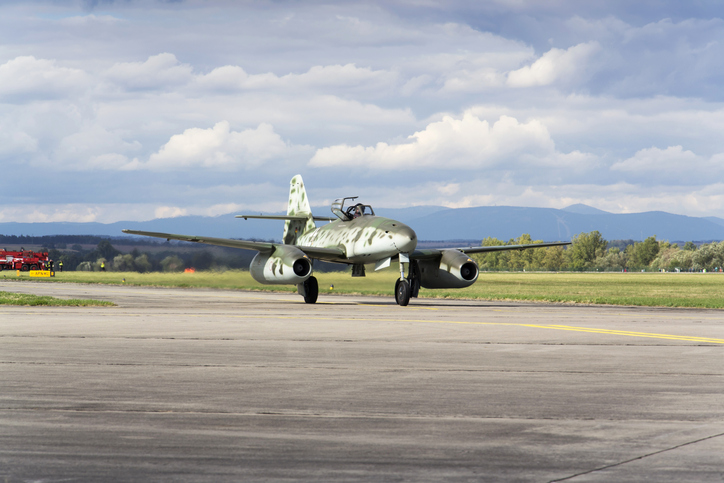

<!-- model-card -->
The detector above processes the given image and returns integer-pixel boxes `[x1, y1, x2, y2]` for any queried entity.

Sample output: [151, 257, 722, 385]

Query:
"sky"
[1, 0, 724, 223]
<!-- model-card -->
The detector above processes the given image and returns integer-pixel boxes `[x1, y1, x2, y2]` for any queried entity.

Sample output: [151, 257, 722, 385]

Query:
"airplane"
[123, 175, 571, 306]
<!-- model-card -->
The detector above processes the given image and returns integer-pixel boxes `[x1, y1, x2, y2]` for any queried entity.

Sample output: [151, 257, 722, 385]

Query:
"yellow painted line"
[127, 313, 724, 344]
[489, 307, 724, 322]
[2, 310, 723, 344]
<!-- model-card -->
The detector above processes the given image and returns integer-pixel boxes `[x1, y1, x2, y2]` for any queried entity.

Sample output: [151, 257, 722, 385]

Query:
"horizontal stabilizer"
[236, 215, 336, 222]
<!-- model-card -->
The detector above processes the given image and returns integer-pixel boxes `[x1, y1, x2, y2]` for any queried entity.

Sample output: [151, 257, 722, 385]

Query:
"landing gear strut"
[395, 253, 411, 306]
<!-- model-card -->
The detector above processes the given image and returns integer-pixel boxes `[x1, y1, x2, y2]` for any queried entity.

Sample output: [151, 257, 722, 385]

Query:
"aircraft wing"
[411, 241, 571, 260]
[121, 229, 346, 260]
[122, 229, 276, 252]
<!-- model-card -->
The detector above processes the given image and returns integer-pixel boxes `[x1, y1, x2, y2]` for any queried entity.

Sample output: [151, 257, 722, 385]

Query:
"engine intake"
[250, 245, 312, 285]
[417, 249, 479, 289]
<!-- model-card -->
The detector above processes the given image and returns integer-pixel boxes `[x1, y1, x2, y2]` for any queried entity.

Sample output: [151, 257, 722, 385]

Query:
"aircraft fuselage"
[298, 215, 417, 264]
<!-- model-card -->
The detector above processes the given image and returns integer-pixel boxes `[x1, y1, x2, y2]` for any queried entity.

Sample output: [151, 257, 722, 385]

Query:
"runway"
[1, 281, 723, 482]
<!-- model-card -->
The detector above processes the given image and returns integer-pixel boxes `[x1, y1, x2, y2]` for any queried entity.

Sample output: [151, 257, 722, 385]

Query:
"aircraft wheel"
[303, 276, 318, 304]
[395, 279, 411, 306]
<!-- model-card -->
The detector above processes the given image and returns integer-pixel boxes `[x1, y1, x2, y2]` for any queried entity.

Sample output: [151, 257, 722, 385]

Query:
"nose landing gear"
[394, 254, 416, 306]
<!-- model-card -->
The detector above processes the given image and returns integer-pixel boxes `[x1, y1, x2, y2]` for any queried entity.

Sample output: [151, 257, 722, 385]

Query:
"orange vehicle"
[0, 249, 52, 271]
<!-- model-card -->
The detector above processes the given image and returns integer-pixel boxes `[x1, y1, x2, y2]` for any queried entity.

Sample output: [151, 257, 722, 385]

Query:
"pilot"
[354, 206, 362, 218]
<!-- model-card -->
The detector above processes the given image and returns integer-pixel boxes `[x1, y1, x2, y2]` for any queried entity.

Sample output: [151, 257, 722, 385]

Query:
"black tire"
[21, 264, 29, 271]
[303, 276, 318, 304]
[395, 279, 411, 306]
[30, 264, 38, 271]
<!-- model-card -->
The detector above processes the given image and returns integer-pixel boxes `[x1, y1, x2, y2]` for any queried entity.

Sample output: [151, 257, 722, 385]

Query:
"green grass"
[6, 268, 724, 309]
[0, 291, 114, 307]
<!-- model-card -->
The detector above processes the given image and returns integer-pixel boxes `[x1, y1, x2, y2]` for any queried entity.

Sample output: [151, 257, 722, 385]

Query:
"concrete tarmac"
[1, 280, 723, 482]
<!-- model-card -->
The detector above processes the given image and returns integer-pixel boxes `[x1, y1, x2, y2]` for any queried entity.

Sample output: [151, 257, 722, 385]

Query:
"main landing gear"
[394, 255, 420, 306]
[299, 276, 318, 304]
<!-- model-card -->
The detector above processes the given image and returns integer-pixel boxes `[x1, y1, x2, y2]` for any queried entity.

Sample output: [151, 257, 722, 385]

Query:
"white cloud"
[0, 129, 37, 157]
[611, 145, 724, 184]
[507, 42, 600, 87]
[193, 63, 396, 94]
[193, 65, 249, 91]
[0, 56, 88, 101]
[58, 14, 122, 27]
[53, 125, 142, 170]
[0, 204, 102, 223]
[309, 112, 590, 171]
[144, 121, 297, 170]
[104, 53, 194, 90]
[154, 206, 188, 219]
[612, 146, 699, 172]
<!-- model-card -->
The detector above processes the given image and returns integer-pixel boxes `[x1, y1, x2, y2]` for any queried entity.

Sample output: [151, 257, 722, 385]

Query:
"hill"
[2, 204, 723, 243]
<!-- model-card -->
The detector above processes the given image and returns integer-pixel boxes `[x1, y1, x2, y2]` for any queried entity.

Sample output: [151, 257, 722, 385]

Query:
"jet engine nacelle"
[417, 249, 479, 289]
[250, 245, 312, 285]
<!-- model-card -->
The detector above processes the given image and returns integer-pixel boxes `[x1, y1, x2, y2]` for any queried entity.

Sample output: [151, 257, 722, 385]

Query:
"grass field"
[4, 268, 724, 308]
[0, 291, 114, 307]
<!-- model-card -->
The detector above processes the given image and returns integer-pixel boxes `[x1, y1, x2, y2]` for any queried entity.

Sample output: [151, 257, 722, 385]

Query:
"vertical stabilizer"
[283, 175, 316, 245]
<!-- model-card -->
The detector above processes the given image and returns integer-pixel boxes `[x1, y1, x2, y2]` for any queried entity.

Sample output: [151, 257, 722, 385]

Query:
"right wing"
[121, 229, 347, 261]
[411, 241, 571, 261]
[122, 230, 275, 252]
[456, 241, 571, 255]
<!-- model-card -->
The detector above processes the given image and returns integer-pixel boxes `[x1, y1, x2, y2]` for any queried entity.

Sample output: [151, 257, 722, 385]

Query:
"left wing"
[411, 241, 571, 260]
[121, 229, 347, 260]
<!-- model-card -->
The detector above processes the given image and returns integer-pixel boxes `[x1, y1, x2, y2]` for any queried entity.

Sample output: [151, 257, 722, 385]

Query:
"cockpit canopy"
[331, 197, 376, 221]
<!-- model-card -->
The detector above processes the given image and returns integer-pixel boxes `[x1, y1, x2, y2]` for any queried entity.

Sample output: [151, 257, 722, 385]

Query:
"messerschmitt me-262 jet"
[124, 175, 570, 306]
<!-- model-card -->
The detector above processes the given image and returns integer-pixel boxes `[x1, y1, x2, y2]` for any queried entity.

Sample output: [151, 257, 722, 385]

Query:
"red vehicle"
[0, 249, 52, 271]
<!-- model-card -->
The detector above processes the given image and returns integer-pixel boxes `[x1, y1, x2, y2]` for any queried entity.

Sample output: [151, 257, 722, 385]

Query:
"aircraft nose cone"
[393, 224, 417, 253]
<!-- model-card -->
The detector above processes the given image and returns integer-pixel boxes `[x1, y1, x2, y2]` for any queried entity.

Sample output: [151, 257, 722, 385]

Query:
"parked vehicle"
[0, 250, 52, 271]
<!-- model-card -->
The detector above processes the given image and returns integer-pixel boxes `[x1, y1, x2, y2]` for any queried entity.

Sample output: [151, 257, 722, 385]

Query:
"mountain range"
[2, 204, 724, 243]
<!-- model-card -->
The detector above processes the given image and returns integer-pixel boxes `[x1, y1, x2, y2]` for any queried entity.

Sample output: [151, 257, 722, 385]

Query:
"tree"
[134, 254, 152, 273]
[473, 237, 508, 270]
[629, 236, 660, 268]
[693, 241, 724, 271]
[113, 254, 136, 271]
[566, 231, 607, 270]
[191, 251, 214, 271]
[507, 234, 547, 271]
[683, 241, 697, 251]
[595, 247, 627, 271]
[96, 240, 120, 260]
[161, 255, 185, 272]
[541, 246, 567, 271]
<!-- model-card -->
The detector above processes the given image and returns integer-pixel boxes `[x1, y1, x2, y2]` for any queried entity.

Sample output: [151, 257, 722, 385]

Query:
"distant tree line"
[5, 233, 722, 273]
[41, 240, 257, 273]
[10, 238, 343, 273]
[0, 234, 166, 247]
[473, 232, 723, 272]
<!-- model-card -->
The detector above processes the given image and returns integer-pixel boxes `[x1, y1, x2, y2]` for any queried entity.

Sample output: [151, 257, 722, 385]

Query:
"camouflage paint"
[297, 214, 417, 264]
[250, 244, 312, 284]
[283, 175, 317, 245]
[283, 175, 417, 264]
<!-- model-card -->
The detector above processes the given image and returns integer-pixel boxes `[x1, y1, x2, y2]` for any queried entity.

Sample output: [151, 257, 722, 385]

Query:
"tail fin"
[283, 175, 316, 244]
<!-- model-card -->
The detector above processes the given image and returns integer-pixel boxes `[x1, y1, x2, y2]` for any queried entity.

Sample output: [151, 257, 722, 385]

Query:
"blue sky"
[1, 0, 723, 223]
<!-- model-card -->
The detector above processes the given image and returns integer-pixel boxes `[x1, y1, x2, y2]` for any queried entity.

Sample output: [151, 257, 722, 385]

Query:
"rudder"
[283, 175, 316, 244]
